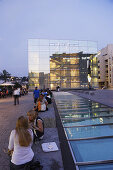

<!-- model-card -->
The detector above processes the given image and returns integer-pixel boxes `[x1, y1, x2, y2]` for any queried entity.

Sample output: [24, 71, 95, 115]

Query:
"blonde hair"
[15, 116, 32, 147]
[27, 110, 37, 120]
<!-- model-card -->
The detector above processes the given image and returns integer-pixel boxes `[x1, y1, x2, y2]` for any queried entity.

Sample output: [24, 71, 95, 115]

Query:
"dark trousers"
[34, 98, 38, 104]
[10, 159, 33, 170]
[14, 95, 19, 105]
[46, 97, 51, 104]
[33, 130, 44, 142]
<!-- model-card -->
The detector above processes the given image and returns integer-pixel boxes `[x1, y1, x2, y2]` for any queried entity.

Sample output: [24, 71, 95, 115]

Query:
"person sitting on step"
[8, 116, 34, 169]
[35, 94, 48, 112]
[27, 110, 44, 142]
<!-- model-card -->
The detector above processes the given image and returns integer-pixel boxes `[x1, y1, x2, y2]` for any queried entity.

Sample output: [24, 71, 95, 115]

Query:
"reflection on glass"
[54, 92, 113, 167]
[65, 125, 113, 139]
[63, 116, 113, 127]
[60, 111, 113, 119]
[28, 39, 97, 90]
[70, 138, 113, 162]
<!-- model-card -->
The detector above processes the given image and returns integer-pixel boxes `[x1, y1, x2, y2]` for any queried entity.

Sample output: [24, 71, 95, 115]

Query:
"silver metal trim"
[59, 110, 113, 115]
[68, 135, 113, 141]
[62, 114, 113, 120]
[67, 140, 79, 170]
[57, 106, 108, 109]
[58, 107, 112, 111]
[64, 123, 113, 128]
[75, 159, 113, 166]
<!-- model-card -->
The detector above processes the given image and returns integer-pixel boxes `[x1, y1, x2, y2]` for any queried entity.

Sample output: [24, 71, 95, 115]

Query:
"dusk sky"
[0, 0, 113, 76]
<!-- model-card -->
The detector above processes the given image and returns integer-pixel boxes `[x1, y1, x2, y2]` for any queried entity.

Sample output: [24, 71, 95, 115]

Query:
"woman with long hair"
[27, 110, 44, 142]
[8, 116, 34, 170]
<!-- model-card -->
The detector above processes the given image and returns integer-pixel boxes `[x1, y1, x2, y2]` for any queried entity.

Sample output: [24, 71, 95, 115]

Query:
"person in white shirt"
[13, 87, 20, 105]
[35, 94, 48, 112]
[8, 116, 34, 170]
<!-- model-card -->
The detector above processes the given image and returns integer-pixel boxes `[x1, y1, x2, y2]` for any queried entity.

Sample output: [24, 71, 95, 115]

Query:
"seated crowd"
[33, 88, 52, 112]
[8, 88, 52, 170]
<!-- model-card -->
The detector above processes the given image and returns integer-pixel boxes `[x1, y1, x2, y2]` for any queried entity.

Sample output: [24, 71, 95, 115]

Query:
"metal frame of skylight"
[64, 129, 113, 168]
[59, 109, 113, 114]
[57, 105, 108, 109]
[67, 141, 80, 170]
[61, 114, 113, 121]
[63, 122, 113, 128]
[65, 130, 113, 168]
[56, 100, 91, 103]
[59, 108, 112, 112]
[75, 159, 113, 166]
[68, 135, 113, 141]
[55, 94, 113, 169]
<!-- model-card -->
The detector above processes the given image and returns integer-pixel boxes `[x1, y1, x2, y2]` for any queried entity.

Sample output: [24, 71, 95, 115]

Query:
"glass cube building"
[28, 39, 98, 90]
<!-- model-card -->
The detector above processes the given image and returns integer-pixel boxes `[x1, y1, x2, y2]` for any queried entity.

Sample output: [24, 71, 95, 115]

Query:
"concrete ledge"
[38, 103, 56, 128]
[33, 128, 64, 170]
[53, 97, 76, 170]
[43, 118, 56, 128]
[33, 102, 63, 169]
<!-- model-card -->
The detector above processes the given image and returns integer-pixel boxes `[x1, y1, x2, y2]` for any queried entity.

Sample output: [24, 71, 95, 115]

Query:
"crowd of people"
[33, 87, 52, 112]
[8, 87, 52, 170]
[0, 87, 13, 98]
[0, 87, 28, 99]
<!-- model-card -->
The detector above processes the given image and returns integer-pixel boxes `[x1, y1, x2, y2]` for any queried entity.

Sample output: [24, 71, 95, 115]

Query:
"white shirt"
[8, 129, 34, 165]
[17, 88, 20, 95]
[13, 89, 20, 95]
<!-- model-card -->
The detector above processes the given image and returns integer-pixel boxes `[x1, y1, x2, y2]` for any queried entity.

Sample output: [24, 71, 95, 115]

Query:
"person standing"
[8, 116, 34, 170]
[33, 87, 40, 105]
[57, 86, 60, 92]
[13, 88, 20, 105]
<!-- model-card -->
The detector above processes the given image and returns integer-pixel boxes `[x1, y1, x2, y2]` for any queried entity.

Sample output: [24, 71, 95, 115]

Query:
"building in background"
[89, 55, 98, 89]
[28, 39, 98, 90]
[97, 44, 113, 89]
[50, 52, 98, 90]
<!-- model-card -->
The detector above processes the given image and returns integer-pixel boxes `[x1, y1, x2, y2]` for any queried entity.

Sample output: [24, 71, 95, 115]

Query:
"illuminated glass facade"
[28, 39, 98, 90]
[90, 55, 98, 88]
[50, 53, 92, 89]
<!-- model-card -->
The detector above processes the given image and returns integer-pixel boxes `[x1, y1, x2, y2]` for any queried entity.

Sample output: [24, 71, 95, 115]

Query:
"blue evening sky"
[0, 0, 113, 76]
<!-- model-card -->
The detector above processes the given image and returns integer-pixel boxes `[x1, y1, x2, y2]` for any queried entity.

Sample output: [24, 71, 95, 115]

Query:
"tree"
[22, 76, 28, 82]
[14, 82, 22, 88]
[0, 70, 11, 82]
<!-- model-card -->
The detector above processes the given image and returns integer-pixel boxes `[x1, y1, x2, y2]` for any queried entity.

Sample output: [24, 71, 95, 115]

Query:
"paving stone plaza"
[0, 93, 63, 170]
